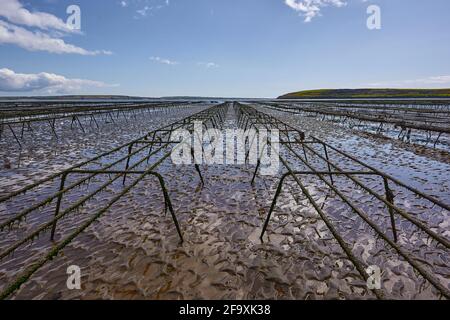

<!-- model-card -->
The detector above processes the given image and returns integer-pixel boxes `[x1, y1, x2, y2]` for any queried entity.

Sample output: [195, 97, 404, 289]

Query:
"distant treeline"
[0, 95, 150, 101]
[278, 89, 450, 99]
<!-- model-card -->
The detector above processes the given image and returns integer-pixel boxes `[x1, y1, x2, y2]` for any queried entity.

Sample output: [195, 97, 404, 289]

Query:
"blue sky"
[1, 0, 450, 98]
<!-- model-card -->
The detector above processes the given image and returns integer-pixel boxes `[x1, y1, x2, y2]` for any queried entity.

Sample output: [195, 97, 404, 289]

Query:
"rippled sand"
[0, 103, 448, 300]
[261, 106, 450, 200]
[0, 106, 206, 195]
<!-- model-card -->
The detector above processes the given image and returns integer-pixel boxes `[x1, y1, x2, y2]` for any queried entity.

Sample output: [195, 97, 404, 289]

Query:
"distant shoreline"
[0, 95, 258, 102]
[278, 88, 450, 99]
[0, 95, 151, 101]
[2, 89, 450, 102]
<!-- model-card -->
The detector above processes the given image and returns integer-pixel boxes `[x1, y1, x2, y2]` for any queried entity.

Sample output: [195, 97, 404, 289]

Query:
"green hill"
[278, 88, 450, 99]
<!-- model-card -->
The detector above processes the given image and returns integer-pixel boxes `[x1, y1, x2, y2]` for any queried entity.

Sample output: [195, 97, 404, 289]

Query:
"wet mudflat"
[0, 105, 207, 195]
[0, 102, 448, 300]
[261, 106, 450, 200]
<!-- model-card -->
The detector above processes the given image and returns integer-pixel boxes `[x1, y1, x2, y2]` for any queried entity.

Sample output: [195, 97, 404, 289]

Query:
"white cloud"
[137, 6, 152, 17]
[0, 20, 111, 55]
[150, 56, 178, 65]
[0, 68, 116, 93]
[121, 0, 170, 18]
[367, 76, 450, 88]
[0, 0, 73, 32]
[0, 0, 111, 55]
[197, 62, 219, 69]
[285, 0, 347, 22]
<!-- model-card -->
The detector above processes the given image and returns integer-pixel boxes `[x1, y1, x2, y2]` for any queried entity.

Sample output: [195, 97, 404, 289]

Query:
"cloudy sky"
[1, 0, 449, 97]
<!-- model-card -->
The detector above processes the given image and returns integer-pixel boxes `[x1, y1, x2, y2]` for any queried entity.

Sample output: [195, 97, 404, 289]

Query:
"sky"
[0, 0, 450, 98]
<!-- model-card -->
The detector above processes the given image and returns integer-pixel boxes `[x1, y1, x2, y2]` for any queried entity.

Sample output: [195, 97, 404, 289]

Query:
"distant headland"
[278, 88, 450, 99]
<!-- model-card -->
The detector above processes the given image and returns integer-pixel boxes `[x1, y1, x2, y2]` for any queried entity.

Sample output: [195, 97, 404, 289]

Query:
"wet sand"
[0, 105, 207, 195]
[261, 106, 450, 200]
[0, 103, 448, 300]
